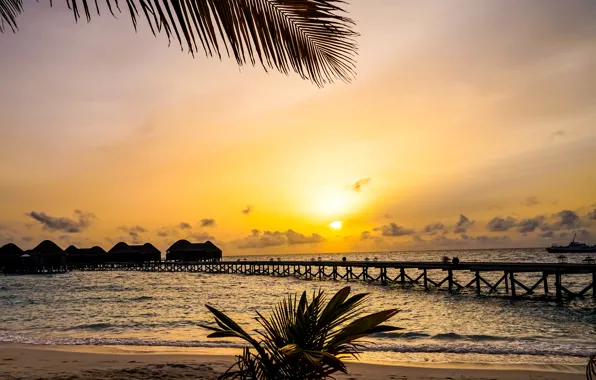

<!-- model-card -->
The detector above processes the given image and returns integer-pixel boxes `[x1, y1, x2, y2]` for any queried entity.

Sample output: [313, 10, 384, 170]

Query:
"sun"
[329, 221, 343, 230]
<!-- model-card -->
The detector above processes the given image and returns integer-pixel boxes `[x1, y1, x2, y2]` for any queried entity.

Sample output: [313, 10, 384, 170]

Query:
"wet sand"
[0, 344, 586, 380]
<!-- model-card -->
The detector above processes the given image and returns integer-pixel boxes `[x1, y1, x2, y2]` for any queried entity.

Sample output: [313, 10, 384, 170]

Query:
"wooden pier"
[69, 260, 596, 301]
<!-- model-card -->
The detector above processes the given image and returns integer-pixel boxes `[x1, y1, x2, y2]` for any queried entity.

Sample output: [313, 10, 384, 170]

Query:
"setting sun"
[329, 221, 343, 230]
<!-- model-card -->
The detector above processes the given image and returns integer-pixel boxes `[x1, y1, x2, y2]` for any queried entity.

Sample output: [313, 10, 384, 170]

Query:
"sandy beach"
[0, 344, 586, 380]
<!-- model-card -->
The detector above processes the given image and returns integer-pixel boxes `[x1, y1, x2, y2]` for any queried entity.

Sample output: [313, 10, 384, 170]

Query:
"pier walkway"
[69, 260, 596, 301]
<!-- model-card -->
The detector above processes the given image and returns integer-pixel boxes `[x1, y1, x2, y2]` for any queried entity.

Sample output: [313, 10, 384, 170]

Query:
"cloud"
[575, 229, 592, 241]
[242, 206, 253, 215]
[374, 223, 414, 237]
[119, 225, 146, 234]
[178, 222, 192, 230]
[524, 196, 540, 207]
[118, 225, 147, 244]
[470, 235, 512, 244]
[237, 229, 324, 249]
[454, 215, 474, 233]
[422, 222, 445, 235]
[286, 230, 324, 245]
[486, 217, 517, 232]
[200, 218, 216, 227]
[189, 232, 215, 242]
[157, 229, 170, 237]
[26, 209, 95, 233]
[587, 208, 596, 220]
[351, 178, 371, 192]
[432, 234, 510, 247]
[516, 216, 544, 233]
[539, 231, 554, 239]
[360, 231, 371, 240]
[552, 210, 583, 230]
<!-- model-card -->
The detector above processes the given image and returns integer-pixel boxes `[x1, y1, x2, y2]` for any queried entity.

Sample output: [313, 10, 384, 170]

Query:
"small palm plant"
[588, 355, 596, 380]
[200, 286, 400, 379]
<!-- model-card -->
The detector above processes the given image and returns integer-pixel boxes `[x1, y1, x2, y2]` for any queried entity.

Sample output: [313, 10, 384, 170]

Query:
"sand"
[0, 344, 586, 380]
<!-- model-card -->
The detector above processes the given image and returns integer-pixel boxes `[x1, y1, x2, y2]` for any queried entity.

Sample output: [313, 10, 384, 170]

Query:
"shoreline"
[0, 343, 586, 380]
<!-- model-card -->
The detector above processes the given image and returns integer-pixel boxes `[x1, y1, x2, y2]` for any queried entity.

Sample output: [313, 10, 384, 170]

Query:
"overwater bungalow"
[107, 242, 161, 263]
[65, 245, 107, 264]
[0, 243, 25, 270]
[1, 240, 67, 273]
[166, 240, 222, 262]
[28, 240, 67, 268]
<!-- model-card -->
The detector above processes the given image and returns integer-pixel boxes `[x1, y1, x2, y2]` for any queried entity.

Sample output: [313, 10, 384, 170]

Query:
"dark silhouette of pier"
[69, 259, 596, 301]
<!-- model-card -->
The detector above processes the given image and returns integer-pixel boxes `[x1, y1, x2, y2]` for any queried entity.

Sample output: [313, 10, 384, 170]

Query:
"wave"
[59, 320, 210, 331]
[374, 331, 533, 343]
[0, 333, 592, 358]
[61, 323, 116, 331]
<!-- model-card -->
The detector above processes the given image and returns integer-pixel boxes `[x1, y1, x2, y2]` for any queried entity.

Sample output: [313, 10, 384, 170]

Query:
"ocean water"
[0, 249, 595, 365]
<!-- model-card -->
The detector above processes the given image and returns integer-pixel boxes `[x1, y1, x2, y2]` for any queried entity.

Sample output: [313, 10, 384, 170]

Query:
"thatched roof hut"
[0, 243, 25, 269]
[23, 240, 66, 267]
[0, 243, 23, 255]
[31, 240, 64, 255]
[166, 240, 222, 262]
[65, 245, 108, 264]
[107, 242, 161, 262]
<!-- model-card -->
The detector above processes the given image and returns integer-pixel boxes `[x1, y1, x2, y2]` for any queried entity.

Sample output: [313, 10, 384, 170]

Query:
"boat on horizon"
[546, 233, 596, 253]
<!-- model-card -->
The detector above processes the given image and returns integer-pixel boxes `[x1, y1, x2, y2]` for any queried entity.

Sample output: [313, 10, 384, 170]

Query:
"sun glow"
[312, 187, 355, 216]
[329, 221, 343, 230]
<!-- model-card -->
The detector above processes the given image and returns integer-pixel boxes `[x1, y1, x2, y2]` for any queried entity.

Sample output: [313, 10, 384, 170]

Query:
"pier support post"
[543, 272, 549, 295]
[555, 273, 562, 300]
[592, 272, 595, 299]
[504, 271, 509, 294]
[509, 272, 516, 298]
[475, 271, 481, 295]
[400, 268, 406, 285]
[423, 269, 428, 290]
[448, 269, 453, 292]
[380, 267, 387, 286]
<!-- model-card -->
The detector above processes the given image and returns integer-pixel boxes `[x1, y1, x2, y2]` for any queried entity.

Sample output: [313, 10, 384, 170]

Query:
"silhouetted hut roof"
[67, 245, 106, 255]
[31, 240, 63, 254]
[140, 243, 160, 254]
[109, 242, 131, 253]
[108, 242, 159, 254]
[0, 243, 23, 255]
[167, 239, 192, 251]
[65, 245, 78, 254]
[167, 240, 221, 253]
[90, 246, 107, 254]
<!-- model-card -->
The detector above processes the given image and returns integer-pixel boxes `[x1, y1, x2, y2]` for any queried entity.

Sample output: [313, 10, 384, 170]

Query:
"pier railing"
[66, 260, 596, 301]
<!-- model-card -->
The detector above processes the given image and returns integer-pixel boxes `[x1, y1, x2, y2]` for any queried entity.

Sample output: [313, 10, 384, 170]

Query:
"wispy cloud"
[26, 210, 95, 233]
[351, 178, 371, 192]
[200, 218, 216, 227]
[454, 215, 474, 233]
[237, 229, 323, 249]
[373, 223, 414, 237]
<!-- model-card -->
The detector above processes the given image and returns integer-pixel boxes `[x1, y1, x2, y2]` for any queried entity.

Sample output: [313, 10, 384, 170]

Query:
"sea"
[0, 249, 595, 366]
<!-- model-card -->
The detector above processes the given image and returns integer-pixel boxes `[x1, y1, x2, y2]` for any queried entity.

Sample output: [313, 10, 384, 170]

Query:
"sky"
[1, 0, 596, 255]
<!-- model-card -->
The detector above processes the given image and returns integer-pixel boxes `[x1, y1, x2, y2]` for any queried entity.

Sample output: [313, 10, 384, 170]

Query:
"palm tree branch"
[0, 0, 357, 86]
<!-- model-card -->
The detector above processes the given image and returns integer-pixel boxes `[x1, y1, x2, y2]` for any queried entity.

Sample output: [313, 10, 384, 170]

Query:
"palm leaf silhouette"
[0, 0, 357, 86]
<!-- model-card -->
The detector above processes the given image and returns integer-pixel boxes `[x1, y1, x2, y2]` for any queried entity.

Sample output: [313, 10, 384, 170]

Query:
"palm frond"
[588, 354, 596, 380]
[0, 0, 21, 32]
[1, 0, 358, 86]
[201, 286, 400, 379]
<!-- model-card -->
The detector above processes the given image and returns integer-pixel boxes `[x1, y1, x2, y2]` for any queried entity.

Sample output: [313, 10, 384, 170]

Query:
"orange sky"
[1, 1, 596, 255]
